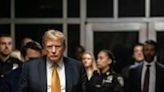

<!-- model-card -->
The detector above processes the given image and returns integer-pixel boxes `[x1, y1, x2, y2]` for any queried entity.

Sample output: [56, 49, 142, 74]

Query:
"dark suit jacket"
[18, 56, 88, 92]
[127, 62, 164, 92]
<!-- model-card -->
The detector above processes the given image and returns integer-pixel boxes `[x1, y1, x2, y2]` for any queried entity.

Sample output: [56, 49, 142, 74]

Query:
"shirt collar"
[134, 61, 143, 66]
[143, 59, 155, 67]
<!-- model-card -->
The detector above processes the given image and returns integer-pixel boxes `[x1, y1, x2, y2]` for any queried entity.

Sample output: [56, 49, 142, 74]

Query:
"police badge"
[12, 63, 18, 70]
[103, 75, 113, 83]
[117, 76, 124, 86]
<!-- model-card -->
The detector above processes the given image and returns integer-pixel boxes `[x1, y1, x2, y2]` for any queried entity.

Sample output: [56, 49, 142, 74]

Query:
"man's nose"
[52, 46, 56, 52]
[138, 52, 142, 55]
[5, 44, 9, 48]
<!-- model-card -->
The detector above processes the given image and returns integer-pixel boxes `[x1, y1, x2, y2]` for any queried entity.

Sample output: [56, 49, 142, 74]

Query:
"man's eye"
[55, 46, 61, 48]
[0, 42, 5, 45]
[8, 42, 12, 45]
[47, 46, 53, 48]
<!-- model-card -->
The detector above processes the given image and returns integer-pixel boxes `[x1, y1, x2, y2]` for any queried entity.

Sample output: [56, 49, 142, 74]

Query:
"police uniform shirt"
[0, 57, 22, 77]
[88, 70, 124, 92]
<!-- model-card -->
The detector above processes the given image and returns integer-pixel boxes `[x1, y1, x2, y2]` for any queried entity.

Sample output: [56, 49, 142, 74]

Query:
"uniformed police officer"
[87, 49, 124, 92]
[0, 34, 22, 77]
[0, 34, 22, 92]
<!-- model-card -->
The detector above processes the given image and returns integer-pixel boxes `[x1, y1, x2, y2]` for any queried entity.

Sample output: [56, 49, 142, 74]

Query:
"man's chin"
[146, 59, 154, 63]
[49, 58, 59, 62]
[2, 53, 10, 57]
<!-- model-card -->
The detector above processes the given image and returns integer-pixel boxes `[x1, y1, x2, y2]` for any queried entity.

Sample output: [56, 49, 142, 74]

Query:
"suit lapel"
[64, 57, 73, 92]
[155, 62, 161, 92]
[38, 57, 47, 92]
[155, 63, 158, 92]
[137, 64, 143, 92]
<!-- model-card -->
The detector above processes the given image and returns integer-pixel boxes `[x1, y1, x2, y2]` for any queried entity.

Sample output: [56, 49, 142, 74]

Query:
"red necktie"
[143, 65, 151, 92]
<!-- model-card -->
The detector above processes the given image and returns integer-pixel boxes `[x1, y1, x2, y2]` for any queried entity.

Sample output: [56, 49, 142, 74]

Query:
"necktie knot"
[52, 63, 59, 70]
[146, 64, 151, 68]
[53, 63, 58, 67]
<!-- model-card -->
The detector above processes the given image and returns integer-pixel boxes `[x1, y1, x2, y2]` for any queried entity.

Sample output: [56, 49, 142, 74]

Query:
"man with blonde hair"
[18, 29, 87, 92]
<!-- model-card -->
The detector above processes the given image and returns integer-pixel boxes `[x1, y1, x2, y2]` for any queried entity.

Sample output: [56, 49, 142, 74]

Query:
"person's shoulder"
[110, 71, 122, 78]
[127, 63, 143, 76]
[9, 57, 22, 65]
[109, 71, 124, 87]
[24, 56, 45, 66]
[129, 63, 143, 70]
[156, 62, 164, 67]
[156, 62, 164, 77]
[10, 56, 20, 61]
[156, 62, 164, 70]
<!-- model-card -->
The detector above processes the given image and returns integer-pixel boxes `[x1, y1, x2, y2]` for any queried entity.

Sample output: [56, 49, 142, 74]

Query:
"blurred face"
[75, 47, 84, 60]
[44, 37, 65, 63]
[97, 51, 112, 70]
[133, 45, 144, 62]
[0, 37, 12, 57]
[25, 48, 41, 61]
[143, 44, 156, 63]
[82, 53, 93, 68]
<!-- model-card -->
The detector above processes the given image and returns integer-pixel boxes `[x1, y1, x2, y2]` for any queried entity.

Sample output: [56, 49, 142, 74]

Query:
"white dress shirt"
[46, 58, 66, 92]
[141, 60, 156, 92]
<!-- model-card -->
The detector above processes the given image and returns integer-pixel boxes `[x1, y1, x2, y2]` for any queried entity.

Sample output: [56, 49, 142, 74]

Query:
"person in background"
[87, 49, 124, 92]
[18, 29, 88, 92]
[11, 49, 24, 62]
[1, 41, 43, 92]
[131, 43, 144, 66]
[21, 41, 42, 61]
[0, 34, 22, 76]
[0, 35, 22, 92]
[82, 51, 98, 80]
[121, 43, 144, 92]
[73, 45, 85, 61]
[21, 37, 33, 49]
[127, 40, 164, 92]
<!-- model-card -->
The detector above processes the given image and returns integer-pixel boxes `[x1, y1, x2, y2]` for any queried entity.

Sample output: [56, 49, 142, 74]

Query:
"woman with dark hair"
[87, 49, 124, 92]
